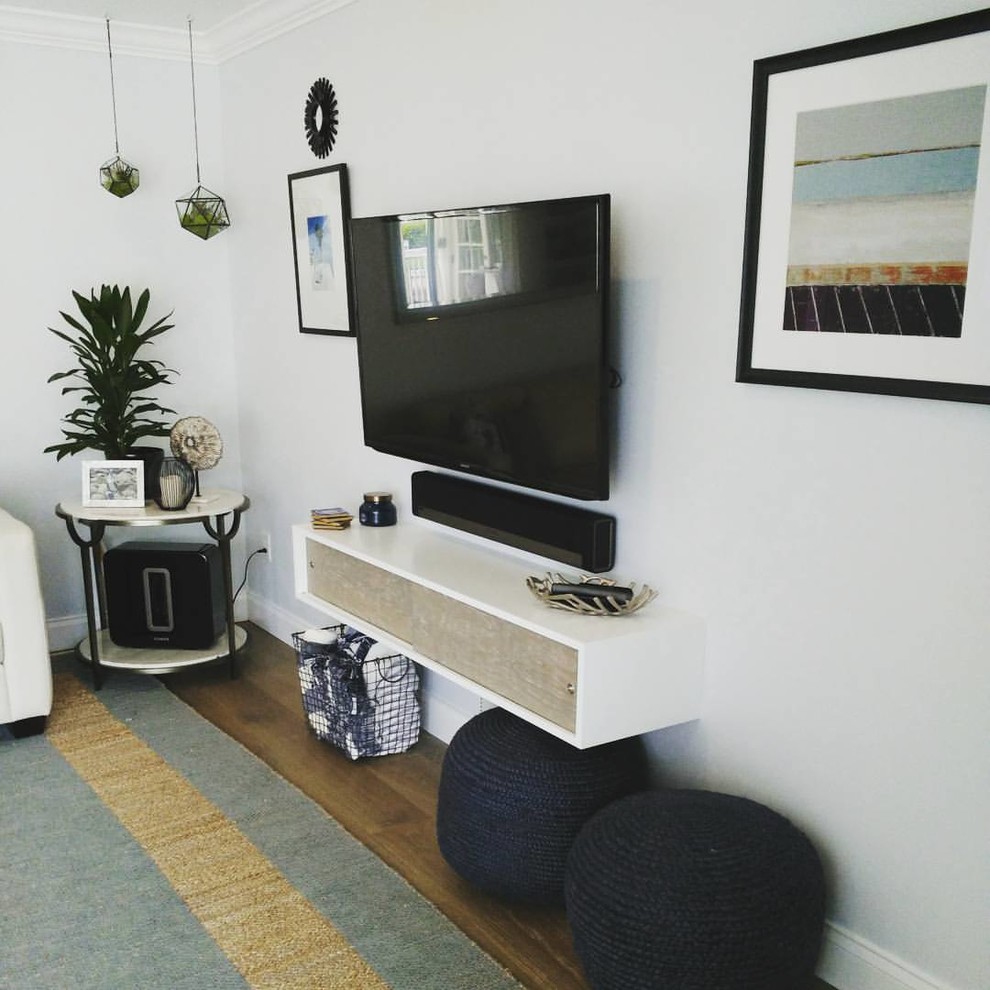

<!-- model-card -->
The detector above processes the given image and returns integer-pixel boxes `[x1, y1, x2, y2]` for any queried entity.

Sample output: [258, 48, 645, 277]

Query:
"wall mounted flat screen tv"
[351, 193, 611, 501]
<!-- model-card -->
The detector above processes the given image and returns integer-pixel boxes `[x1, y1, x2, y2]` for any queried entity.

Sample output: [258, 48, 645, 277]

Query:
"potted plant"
[45, 285, 177, 493]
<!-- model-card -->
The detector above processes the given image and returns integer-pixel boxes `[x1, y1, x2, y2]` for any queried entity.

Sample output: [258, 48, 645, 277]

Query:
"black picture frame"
[288, 163, 355, 336]
[737, 10, 990, 403]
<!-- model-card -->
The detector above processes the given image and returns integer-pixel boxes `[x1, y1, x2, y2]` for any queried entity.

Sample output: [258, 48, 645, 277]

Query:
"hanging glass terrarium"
[175, 18, 229, 239]
[175, 185, 230, 240]
[100, 156, 139, 197]
[100, 19, 139, 198]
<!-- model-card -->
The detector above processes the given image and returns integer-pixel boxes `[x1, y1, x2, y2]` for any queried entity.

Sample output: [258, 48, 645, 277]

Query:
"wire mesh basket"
[292, 624, 420, 760]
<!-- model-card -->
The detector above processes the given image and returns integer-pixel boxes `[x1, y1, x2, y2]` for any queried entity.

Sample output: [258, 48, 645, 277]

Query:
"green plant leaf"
[45, 284, 177, 461]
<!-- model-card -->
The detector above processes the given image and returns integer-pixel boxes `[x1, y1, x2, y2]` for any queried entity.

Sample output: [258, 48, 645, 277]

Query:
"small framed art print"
[82, 460, 144, 508]
[288, 163, 355, 336]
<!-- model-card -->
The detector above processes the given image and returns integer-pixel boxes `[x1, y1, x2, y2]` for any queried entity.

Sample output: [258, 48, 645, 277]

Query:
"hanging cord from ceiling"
[106, 18, 120, 155]
[186, 16, 202, 185]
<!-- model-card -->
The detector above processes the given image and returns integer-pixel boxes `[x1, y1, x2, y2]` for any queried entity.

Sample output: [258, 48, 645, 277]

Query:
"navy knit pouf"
[436, 708, 646, 905]
[564, 790, 826, 990]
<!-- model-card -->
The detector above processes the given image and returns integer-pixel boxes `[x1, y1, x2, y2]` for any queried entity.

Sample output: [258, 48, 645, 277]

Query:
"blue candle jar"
[359, 491, 397, 527]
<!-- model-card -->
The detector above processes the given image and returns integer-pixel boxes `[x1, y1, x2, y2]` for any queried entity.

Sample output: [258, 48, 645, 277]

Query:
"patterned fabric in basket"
[293, 625, 420, 760]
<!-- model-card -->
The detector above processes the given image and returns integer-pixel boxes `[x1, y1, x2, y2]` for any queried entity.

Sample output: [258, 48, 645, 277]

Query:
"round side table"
[55, 489, 249, 689]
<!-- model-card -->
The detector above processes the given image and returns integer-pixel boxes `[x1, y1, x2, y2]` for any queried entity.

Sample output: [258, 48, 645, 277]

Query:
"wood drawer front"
[306, 540, 415, 643]
[409, 584, 578, 731]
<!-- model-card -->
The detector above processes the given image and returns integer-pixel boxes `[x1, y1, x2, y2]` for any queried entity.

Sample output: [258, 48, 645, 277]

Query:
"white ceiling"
[0, 0, 357, 60]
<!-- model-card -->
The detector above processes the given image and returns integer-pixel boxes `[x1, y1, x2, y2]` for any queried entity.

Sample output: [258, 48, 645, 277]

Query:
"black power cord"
[233, 547, 268, 603]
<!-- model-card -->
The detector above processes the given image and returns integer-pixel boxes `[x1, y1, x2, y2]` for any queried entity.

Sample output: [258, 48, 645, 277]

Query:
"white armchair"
[0, 508, 52, 735]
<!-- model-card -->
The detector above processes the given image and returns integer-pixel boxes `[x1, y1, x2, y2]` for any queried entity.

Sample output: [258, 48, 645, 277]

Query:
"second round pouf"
[564, 789, 826, 990]
[436, 707, 646, 905]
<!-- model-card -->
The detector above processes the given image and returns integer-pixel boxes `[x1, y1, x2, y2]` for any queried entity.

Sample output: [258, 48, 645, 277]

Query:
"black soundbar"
[411, 471, 615, 573]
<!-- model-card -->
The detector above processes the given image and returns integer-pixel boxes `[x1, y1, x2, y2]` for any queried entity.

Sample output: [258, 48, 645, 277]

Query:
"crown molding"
[210, 0, 361, 62]
[0, 0, 361, 62]
[0, 7, 189, 60]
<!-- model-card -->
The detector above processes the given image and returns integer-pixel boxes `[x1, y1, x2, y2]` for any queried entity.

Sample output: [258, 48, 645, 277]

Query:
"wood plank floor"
[161, 622, 835, 990]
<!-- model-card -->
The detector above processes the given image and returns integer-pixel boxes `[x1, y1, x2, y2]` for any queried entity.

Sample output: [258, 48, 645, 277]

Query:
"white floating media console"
[292, 522, 705, 748]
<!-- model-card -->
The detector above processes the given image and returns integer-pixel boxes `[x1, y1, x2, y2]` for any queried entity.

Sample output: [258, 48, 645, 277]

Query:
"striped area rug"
[0, 668, 521, 990]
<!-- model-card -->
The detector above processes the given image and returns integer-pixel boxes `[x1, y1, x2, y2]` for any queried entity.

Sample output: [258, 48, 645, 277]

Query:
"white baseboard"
[819, 923, 954, 990]
[244, 589, 309, 646]
[46, 614, 87, 653]
[419, 693, 474, 745]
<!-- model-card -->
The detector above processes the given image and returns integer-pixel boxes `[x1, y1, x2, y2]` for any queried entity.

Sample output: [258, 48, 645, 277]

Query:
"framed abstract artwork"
[82, 460, 144, 508]
[737, 10, 990, 403]
[288, 163, 355, 336]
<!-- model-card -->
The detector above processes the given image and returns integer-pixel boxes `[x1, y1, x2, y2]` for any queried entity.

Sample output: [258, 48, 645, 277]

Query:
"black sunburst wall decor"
[304, 77, 339, 158]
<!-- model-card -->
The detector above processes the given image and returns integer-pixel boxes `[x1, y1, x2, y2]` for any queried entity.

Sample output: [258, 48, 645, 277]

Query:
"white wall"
[3, 1, 987, 988]
[220, 2, 989, 989]
[0, 37, 244, 641]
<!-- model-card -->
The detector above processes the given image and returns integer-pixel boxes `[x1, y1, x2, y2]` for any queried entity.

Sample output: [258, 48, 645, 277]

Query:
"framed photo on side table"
[288, 163, 355, 336]
[82, 460, 144, 508]
[737, 10, 990, 403]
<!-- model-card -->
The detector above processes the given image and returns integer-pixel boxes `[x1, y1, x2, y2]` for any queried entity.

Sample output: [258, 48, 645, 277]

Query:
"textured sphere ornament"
[170, 416, 223, 471]
[100, 155, 139, 197]
[175, 184, 230, 239]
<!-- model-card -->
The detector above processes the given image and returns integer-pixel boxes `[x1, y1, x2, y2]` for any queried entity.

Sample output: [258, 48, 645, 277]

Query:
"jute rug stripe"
[46, 672, 391, 990]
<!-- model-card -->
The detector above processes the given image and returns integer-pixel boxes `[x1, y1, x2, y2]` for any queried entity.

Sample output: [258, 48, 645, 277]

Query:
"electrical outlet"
[262, 532, 272, 564]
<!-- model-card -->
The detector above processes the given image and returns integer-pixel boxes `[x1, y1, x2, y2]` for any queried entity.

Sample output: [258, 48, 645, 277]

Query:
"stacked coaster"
[310, 507, 353, 530]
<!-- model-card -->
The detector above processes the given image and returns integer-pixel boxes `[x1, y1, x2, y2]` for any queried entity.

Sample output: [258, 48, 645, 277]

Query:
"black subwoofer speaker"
[104, 540, 225, 649]
[411, 471, 615, 573]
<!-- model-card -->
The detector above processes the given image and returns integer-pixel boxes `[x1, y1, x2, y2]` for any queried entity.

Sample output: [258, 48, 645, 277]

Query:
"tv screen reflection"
[392, 203, 599, 313]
